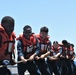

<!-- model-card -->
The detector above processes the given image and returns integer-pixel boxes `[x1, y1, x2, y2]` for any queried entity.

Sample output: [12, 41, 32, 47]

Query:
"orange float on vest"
[36, 34, 50, 53]
[16, 33, 37, 52]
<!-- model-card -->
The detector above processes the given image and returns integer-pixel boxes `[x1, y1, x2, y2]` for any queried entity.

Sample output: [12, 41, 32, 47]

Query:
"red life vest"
[52, 46, 61, 52]
[51, 46, 61, 56]
[59, 44, 69, 58]
[59, 44, 67, 51]
[0, 25, 16, 60]
[67, 45, 74, 58]
[36, 34, 50, 53]
[16, 33, 37, 53]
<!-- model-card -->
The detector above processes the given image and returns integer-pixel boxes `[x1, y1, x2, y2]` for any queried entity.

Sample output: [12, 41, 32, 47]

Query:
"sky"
[0, 0, 76, 57]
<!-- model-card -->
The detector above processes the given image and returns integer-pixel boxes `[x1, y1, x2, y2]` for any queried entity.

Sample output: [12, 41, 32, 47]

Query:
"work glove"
[3, 60, 10, 65]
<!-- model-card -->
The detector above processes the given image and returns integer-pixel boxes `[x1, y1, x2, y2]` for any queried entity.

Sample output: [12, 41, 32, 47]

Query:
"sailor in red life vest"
[58, 40, 69, 75]
[16, 25, 41, 75]
[47, 41, 62, 75]
[0, 16, 16, 75]
[59, 40, 69, 59]
[66, 43, 75, 75]
[69, 44, 76, 75]
[59, 40, 75, 75]
[35, 26, 51, 75]
[67, 43, 75, 60]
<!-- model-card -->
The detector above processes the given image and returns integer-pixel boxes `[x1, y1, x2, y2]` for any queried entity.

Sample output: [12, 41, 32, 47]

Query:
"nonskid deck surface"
[7, 65, 30, 75]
